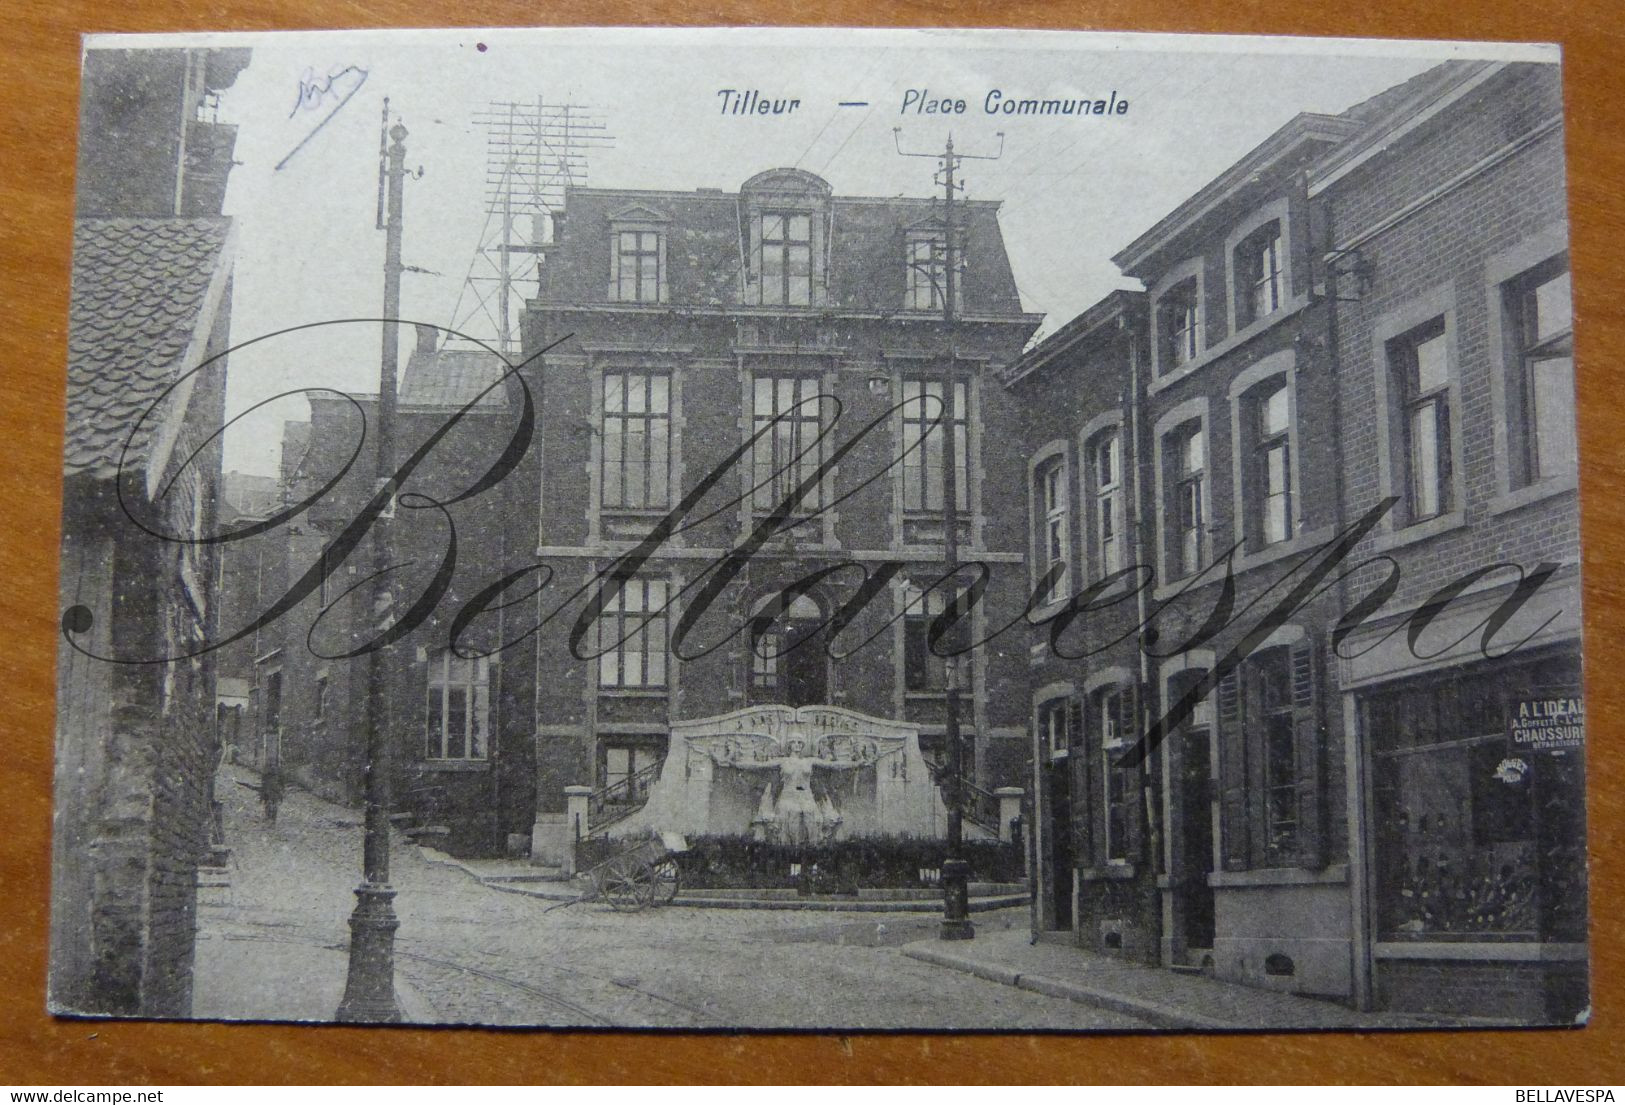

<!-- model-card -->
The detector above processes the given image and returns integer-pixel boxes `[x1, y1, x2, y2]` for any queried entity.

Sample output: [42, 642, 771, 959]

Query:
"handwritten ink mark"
[276, 65, 369, 172]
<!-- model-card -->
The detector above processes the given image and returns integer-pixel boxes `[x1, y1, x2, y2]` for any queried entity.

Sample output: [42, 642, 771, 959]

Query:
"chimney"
[414, 323, 438, 355]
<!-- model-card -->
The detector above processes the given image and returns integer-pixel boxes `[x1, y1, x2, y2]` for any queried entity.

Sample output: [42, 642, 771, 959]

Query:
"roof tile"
[65, 217, 232, 480]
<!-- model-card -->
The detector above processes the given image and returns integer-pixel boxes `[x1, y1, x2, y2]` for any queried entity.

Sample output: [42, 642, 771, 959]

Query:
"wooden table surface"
[3, 0, 1623, 1086]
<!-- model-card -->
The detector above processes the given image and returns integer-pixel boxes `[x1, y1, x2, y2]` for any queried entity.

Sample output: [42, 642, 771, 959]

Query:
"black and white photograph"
[49, 27, 1587, 1031]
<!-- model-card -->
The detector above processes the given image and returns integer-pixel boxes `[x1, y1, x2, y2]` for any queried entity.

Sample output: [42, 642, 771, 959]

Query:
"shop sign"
[1509, 694, 1585, 753]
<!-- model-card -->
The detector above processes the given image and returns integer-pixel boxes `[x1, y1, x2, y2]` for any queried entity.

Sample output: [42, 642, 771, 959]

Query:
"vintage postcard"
[50, 27, 1586, 1030]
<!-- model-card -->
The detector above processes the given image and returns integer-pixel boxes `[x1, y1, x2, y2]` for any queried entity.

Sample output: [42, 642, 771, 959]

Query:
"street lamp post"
[336, 111, 409, 1023]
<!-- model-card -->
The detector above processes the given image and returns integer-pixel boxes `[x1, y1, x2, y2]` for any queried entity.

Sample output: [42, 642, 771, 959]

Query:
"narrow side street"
[195, 766, 1150, 1029]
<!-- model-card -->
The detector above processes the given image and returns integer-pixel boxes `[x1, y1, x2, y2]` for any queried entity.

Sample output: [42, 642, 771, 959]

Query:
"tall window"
[597, 577, 670, 689]
[1250, 382, 1293, 547]
[1090, 430, 1123, 578]
[901, 378, 970, 514]
[1390, 320, 1452, 523]
[752, 374, 824, 512]
[1237, 222, 1284, 326]
[1160, 278, 1200, 371]
[1039, 697, 1072, 758]
[601, 372, 671, 510]
[1096, 686, 1133, 863]
[1254, 649, 1298, 862]
[614, 230, 661, 303]
[1509, 258, 1576, 485]
[1037, 459, 1069, 605]
[906, 233, 948, 311]
[1165, 423, 1205, 577]
[760, 211, 813, 306]
[904, 583, 972, 693]
[425, 650, 490, 761]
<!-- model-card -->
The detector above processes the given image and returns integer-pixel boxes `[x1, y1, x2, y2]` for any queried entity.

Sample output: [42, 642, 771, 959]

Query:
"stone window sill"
[1080, 863, 1136, 882]
[1487, 472, 1579, 517]
[1149, 293, 1311, 397]
[598, 688, 669, 699]
[1369, 510, 1466, 555]
[420, 760, 491, 773]
[1230, 524, 1337, 577]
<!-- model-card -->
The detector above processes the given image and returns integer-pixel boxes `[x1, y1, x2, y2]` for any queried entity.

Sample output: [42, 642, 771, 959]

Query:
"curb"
[900, 943, 1237, 1031]
[484, 879, 1028, 913]
[423, 846, 1031, 913]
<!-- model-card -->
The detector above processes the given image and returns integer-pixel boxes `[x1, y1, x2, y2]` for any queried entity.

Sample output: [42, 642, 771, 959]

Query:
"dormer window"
[1236, 221, 1284, 326]
[615, 230, 661, 302]
[759, 211, 813, 306]
[740, 168, 833, 309]
[906, 233, 945, 311]
[607, 205, 668, 304]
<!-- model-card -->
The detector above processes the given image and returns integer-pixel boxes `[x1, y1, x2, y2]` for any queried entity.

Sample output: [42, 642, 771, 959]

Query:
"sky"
[109, 27, 1554, 476]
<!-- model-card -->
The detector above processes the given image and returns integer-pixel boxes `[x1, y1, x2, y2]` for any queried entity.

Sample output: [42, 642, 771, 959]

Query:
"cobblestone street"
[195, 766, 1149, 1030]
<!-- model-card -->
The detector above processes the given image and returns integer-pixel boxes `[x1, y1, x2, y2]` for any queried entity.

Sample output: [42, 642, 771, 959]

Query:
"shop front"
[1345, 576, 1587, 1022]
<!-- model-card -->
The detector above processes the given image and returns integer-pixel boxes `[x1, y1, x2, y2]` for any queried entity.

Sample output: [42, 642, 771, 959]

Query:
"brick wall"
[1330, 65, 1574, 611]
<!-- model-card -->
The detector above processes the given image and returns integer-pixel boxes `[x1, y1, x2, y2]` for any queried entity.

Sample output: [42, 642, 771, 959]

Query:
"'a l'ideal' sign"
[1509, 693, 1586, 754]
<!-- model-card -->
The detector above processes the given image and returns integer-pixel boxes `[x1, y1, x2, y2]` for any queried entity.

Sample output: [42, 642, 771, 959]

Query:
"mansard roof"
[536, 176, 1028, 318]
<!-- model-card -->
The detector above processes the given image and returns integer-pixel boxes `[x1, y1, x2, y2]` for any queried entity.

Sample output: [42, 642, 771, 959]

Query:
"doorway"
[750, 592, 829, 707]
[1047, 760, 1073, 930]
[1176, 725, 1217, 954]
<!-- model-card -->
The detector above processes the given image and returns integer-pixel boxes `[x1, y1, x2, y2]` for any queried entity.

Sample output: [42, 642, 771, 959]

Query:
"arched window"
[1036, 457, 1069, 604]
[1088, 429, 1122, 578]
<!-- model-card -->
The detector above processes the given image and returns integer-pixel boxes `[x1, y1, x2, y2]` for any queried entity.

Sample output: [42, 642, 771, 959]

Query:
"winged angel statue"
[693, 732, 903, 844]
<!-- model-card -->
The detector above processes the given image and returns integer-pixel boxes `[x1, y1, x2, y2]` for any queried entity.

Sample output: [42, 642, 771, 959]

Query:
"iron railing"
[586, 759, 662, 835]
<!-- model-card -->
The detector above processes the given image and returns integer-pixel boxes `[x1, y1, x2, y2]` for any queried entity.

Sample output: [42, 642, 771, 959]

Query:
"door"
[1177, 725, 1217, 952]
[1047, 760, 1073, 930]
[751, 593, 829, 707]
[782, 614, 827, 707]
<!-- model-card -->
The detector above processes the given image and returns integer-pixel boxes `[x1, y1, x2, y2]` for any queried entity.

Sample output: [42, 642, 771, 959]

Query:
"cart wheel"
[651, 858, 681, 906]
[603, 858, 654, 912]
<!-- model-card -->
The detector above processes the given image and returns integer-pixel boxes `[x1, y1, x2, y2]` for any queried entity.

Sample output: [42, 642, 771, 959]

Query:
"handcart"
[545, 831, 687, 913]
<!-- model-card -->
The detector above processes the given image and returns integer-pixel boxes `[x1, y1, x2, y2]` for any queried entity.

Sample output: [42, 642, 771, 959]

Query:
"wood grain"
[3, 0, 1622, 1085]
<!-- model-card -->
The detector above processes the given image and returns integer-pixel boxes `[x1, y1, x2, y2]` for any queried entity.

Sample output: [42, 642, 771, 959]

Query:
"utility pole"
[337, 102, 408, 1023]
[895, 128, 1003, 942]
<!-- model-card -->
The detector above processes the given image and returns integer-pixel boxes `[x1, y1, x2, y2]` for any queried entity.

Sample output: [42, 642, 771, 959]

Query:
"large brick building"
[515, 167, 1043, 856]
[1315, 60, 1583, 1020]
[1011, 59, 1584, 1021]
[51, 46, 248, 1017]
[262, 167, 1044, 859]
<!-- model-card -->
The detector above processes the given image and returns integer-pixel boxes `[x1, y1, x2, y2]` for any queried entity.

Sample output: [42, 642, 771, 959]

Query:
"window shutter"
[748, 213, 762, 290]
[1119, 684, 1143, 861]
[1292, 634, 1328, 870]
[1218, 668, 1249, 871]
[1069, 696, 1092, 864]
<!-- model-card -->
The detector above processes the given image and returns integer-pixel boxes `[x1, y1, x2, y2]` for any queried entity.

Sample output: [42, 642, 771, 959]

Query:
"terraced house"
[1013, 59, 1585, 1022]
